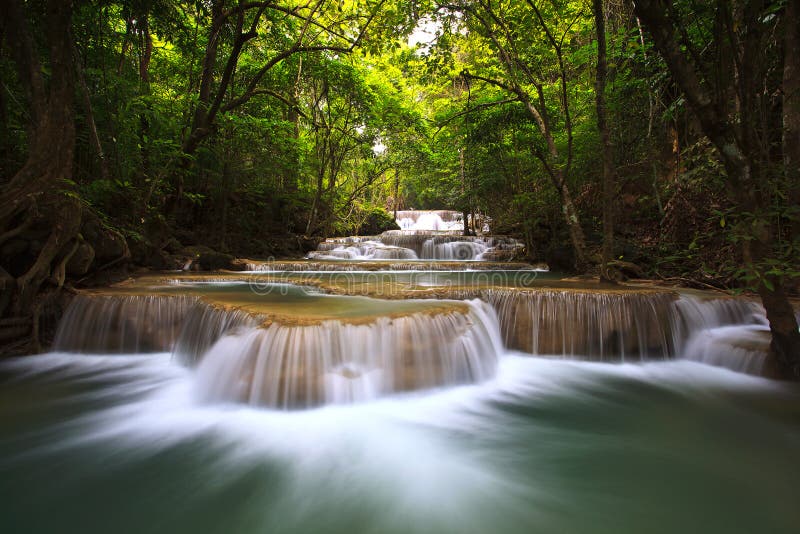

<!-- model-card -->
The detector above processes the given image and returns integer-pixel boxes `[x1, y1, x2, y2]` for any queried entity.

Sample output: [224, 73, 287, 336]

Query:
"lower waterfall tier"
[194, 300, 501, 408]
[52, 277, 776, 409]
[53, 286, 501, 408]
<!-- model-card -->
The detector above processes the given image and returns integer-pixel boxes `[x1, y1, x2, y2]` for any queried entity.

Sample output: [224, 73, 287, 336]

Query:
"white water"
[193, 300, 502, 408]
[53, 295, 197, 353]
[684, 324, 771, 375]
[3, 349, 796, 533]
[395, 210, 492, 233]
[6, 279, 798, 533]
[53, 285, 780, 389]
[396, 210, 465, 231]
[309, 232, 523, 261]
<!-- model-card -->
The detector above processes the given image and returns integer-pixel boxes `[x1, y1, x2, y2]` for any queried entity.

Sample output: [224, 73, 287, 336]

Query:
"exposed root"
[51, 237, 81, 289]
[13, 197, 81, 314]
[0, 198, 37, 247]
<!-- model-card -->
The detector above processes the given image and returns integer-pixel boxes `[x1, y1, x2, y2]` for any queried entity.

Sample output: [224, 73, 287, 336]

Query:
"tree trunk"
[74, 44, 111, 183]
[634, 0, 800, 379]
[393, 169, 400, 220]
[1, 0, 82, 326]
[784, 0, 800, 237]
[758, 279, 800, 377]
[594, 0, 616, 281]
[557, 176, 589, 270]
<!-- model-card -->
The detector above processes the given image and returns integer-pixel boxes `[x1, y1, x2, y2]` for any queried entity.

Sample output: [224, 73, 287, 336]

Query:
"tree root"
[50, 237, 81, 289]
[13, 198, 81, 314]
[0, 198, 37, 247]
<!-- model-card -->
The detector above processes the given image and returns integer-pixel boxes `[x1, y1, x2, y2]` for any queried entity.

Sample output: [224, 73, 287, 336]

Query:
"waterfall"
[394, 210, 492, 233]
[53, 295, 197, 353]
[173, 303, 259, 366]
[52, 280, 778, 408]
[245, 260, 538, 271]
[395, 210, 465, 231]
[683, 325, 771, 375]
[672, 296, 770, 375]
[422, 240, 489, 260]
[309, 231, 523, 261]
[476, 289, 680, 360]
[440, 289, 767, 367]
[193, 299, 502, 408]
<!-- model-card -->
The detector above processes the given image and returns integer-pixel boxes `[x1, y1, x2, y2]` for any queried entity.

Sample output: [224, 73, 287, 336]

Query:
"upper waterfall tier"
[395, 210, 461, 232]
[244, 260, 541, 272]
[308, 231, 524, 261]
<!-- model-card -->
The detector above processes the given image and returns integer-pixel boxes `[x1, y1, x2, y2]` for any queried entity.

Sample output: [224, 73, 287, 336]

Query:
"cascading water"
[6, 271, 797, 534]
[245, 260, 537, 271]
[394, 210, 492, 233]
[193, 300, 501, 408]
[52, 284, 502, 409]
[309, 232, 523, 261]
[173, 303, 259, 366]
[54, 295, 198, 353]
[479, 289, 679, 359]
[53, 279, 776, 381]
[439, 288, 770, 370]
[395, 210, 465, 231]
[673, 295, 772, 375]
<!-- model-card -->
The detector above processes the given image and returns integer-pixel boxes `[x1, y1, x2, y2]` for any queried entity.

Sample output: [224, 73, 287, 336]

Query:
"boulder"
[81, 213, 129, 264]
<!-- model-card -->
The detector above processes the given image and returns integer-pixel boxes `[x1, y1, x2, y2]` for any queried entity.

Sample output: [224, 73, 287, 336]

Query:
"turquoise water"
[2, 352, 798, 534]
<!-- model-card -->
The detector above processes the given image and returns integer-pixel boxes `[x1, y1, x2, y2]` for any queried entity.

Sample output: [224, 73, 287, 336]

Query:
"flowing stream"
[2, 218, 799, 533]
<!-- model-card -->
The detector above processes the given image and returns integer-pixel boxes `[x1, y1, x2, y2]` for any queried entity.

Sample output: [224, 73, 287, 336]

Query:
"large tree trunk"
[556, 175, 589, 270]
[0, 0, 82, 339]
[594, 0, 615, 281]
[784, 0, 800, 238]
[74, 43, 111, 183]
[634, 0, 800, 379]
